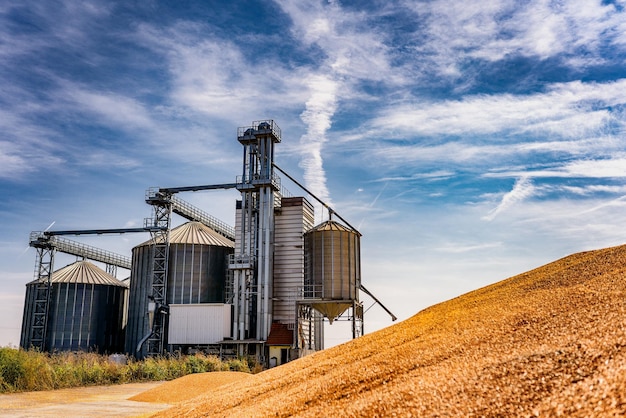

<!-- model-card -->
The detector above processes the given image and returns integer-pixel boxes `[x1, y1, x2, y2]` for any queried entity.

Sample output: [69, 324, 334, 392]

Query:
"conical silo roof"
[28, 260, 127, 287]
[135, 221, 234, 248]
[308, 220, 360, 235]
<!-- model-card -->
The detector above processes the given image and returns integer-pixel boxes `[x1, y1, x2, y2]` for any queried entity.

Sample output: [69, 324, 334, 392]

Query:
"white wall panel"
[168, 304, 232, 344]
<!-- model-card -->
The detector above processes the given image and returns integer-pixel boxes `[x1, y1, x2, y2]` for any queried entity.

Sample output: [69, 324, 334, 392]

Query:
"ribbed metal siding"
[304, 220, 360, 301]
[273, 197, 315, 322]
[21, 281, 126, 353]
[168, 243, 229, 304]
[20, 284, 37, 349]
[20, 262, 127, 353]
[125, 245, 152, 358]
[48, 282, 126, 352]
[125, 232, 233, 357]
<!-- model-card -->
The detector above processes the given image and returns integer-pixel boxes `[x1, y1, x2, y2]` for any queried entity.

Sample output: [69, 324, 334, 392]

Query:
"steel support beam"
[145, 196, 172, 356]
[359, 284, 398, 322]
[146, 188, 235, 240]
[43, 227, 163, 236]
[158, 183, 238, 194]
[30, 232, 137, 270]
[27, 245, 55, 351]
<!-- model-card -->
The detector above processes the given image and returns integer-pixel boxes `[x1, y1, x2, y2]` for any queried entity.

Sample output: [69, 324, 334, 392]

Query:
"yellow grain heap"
[130, 372, 252, 404]
[154, 244, 626, 417]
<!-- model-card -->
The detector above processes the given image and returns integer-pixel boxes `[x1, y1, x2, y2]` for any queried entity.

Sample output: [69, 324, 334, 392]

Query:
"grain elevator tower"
[229, 121, 280, 358]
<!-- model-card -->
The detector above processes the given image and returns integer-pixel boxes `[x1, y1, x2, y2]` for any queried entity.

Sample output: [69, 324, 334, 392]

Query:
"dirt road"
[0, 382, 170, 418]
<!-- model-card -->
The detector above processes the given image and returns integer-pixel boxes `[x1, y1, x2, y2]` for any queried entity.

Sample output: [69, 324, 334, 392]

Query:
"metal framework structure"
[25, 232, 134, 351]
[141, 188, 237, 355]
[26, 192, 230, 354]
[26, 243, 54, 351]
[229, 120, 281, 357]
[144, 193, 172, 356]
[25, 120, 395, 358]
[147, 187, 236, 240]
[273, 163, 397, 340]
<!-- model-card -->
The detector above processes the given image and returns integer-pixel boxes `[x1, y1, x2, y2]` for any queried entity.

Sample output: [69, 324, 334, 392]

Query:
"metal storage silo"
[20, 260, 127, 353]
[125, 221, 234, 357]
[304, 220, 361, 322]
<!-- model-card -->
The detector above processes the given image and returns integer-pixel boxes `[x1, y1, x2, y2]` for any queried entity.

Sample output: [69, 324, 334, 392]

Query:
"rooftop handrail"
[29, 232, 131, 269]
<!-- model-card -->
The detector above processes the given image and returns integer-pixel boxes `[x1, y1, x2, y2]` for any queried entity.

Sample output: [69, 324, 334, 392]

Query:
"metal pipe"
[272, 163, 361, 234]
[359, 284, 398, 321]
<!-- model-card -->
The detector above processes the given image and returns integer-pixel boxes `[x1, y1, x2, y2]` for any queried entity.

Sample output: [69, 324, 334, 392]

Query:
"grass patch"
[0, 347, 252, 393]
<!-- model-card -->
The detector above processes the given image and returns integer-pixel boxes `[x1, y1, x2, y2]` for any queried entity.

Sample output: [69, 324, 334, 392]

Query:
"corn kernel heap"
[152, 244, 626, 417]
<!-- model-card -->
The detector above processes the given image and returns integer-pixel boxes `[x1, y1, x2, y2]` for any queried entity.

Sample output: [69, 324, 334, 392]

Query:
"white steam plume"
[483, 176, 535, 221]
[299, 74, 338, 219]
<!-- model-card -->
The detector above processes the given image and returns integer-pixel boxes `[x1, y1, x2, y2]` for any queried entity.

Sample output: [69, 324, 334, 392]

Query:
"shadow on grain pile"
[153, 244, 626, 417]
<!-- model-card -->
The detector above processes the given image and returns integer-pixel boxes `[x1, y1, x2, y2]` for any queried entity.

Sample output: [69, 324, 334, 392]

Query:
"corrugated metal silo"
[125, 221, 234, 357]
[21, 260, 127, 353]
[304, 220, 361, 322]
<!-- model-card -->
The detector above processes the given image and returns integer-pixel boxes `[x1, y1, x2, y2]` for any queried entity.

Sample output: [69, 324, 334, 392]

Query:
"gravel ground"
[152, 243, 626, 417]
[0, 382, 169, 418]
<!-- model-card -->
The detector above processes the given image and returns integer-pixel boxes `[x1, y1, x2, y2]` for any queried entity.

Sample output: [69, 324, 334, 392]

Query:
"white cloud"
[374, 170, 456, 182]
[274, 0, 397, 211]
[484, 155, 626, 180]
[135, 22, 311, 124]
[402, 0, 624, 75]
[0, 105, 65, 180]
[561, 185, 626, 196]
[373, 141, 505, 165]
[485, 194, 626, 250]
[275, 0, 393, 82]
[76, 151, 142, 170]
[299, 74, 338, 206]
[369, 79, 626, 139]
[61, 86, 154, 130]
[562, 157, 626, 178]
[434, 241, 503, 254]
[483, 176, 535, 221]
[0, 151, 31, 179]
[0, 2, 111, 61]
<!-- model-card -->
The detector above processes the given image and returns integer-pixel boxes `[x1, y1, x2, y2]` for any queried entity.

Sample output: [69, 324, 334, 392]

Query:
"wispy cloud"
[575, 195, 626, 215]
[135, 22, 310, 123]
[484, 154, 626, 180]
[400, 0, 625, 79]
[274, 0, 397, 209]
[369, 79, 625, 139]
[0, 104, 65, 180]
[374, 170, 456, 183]
[483, 176, 535, 221]
[298, 74, 337, 205]
[59, 84, 155, 130]
[435, 241, 503, 254]
[561, 185, 626, 196]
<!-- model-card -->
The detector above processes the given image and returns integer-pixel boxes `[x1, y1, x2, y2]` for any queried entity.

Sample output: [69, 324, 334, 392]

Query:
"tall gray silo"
[303, 220, 361, 323]
[20, 260, 127, 353]
[125, 221, 234, 358]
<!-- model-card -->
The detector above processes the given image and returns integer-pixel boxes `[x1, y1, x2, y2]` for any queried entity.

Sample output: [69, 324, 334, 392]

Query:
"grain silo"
[303, 220, 361, 323]
[125, 221, 234, 358]
[20, 260, 127, 353]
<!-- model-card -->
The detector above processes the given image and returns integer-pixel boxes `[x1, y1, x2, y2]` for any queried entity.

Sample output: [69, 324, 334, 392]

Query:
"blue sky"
[1, 0, 626, 347]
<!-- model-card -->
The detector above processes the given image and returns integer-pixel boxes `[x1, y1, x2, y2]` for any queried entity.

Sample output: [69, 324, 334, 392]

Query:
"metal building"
[227, 120, 281, 360]
[126, 221, 234, 358]
[298, 219, 364, 339]
[268, 197, 324, 364]
[23, 119, 395, 363]
[20, 260, 127, 353]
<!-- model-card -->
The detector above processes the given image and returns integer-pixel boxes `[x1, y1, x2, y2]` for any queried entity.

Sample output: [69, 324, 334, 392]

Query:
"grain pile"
[130, 372, 252, 404]
[154, 244, 626, 417]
